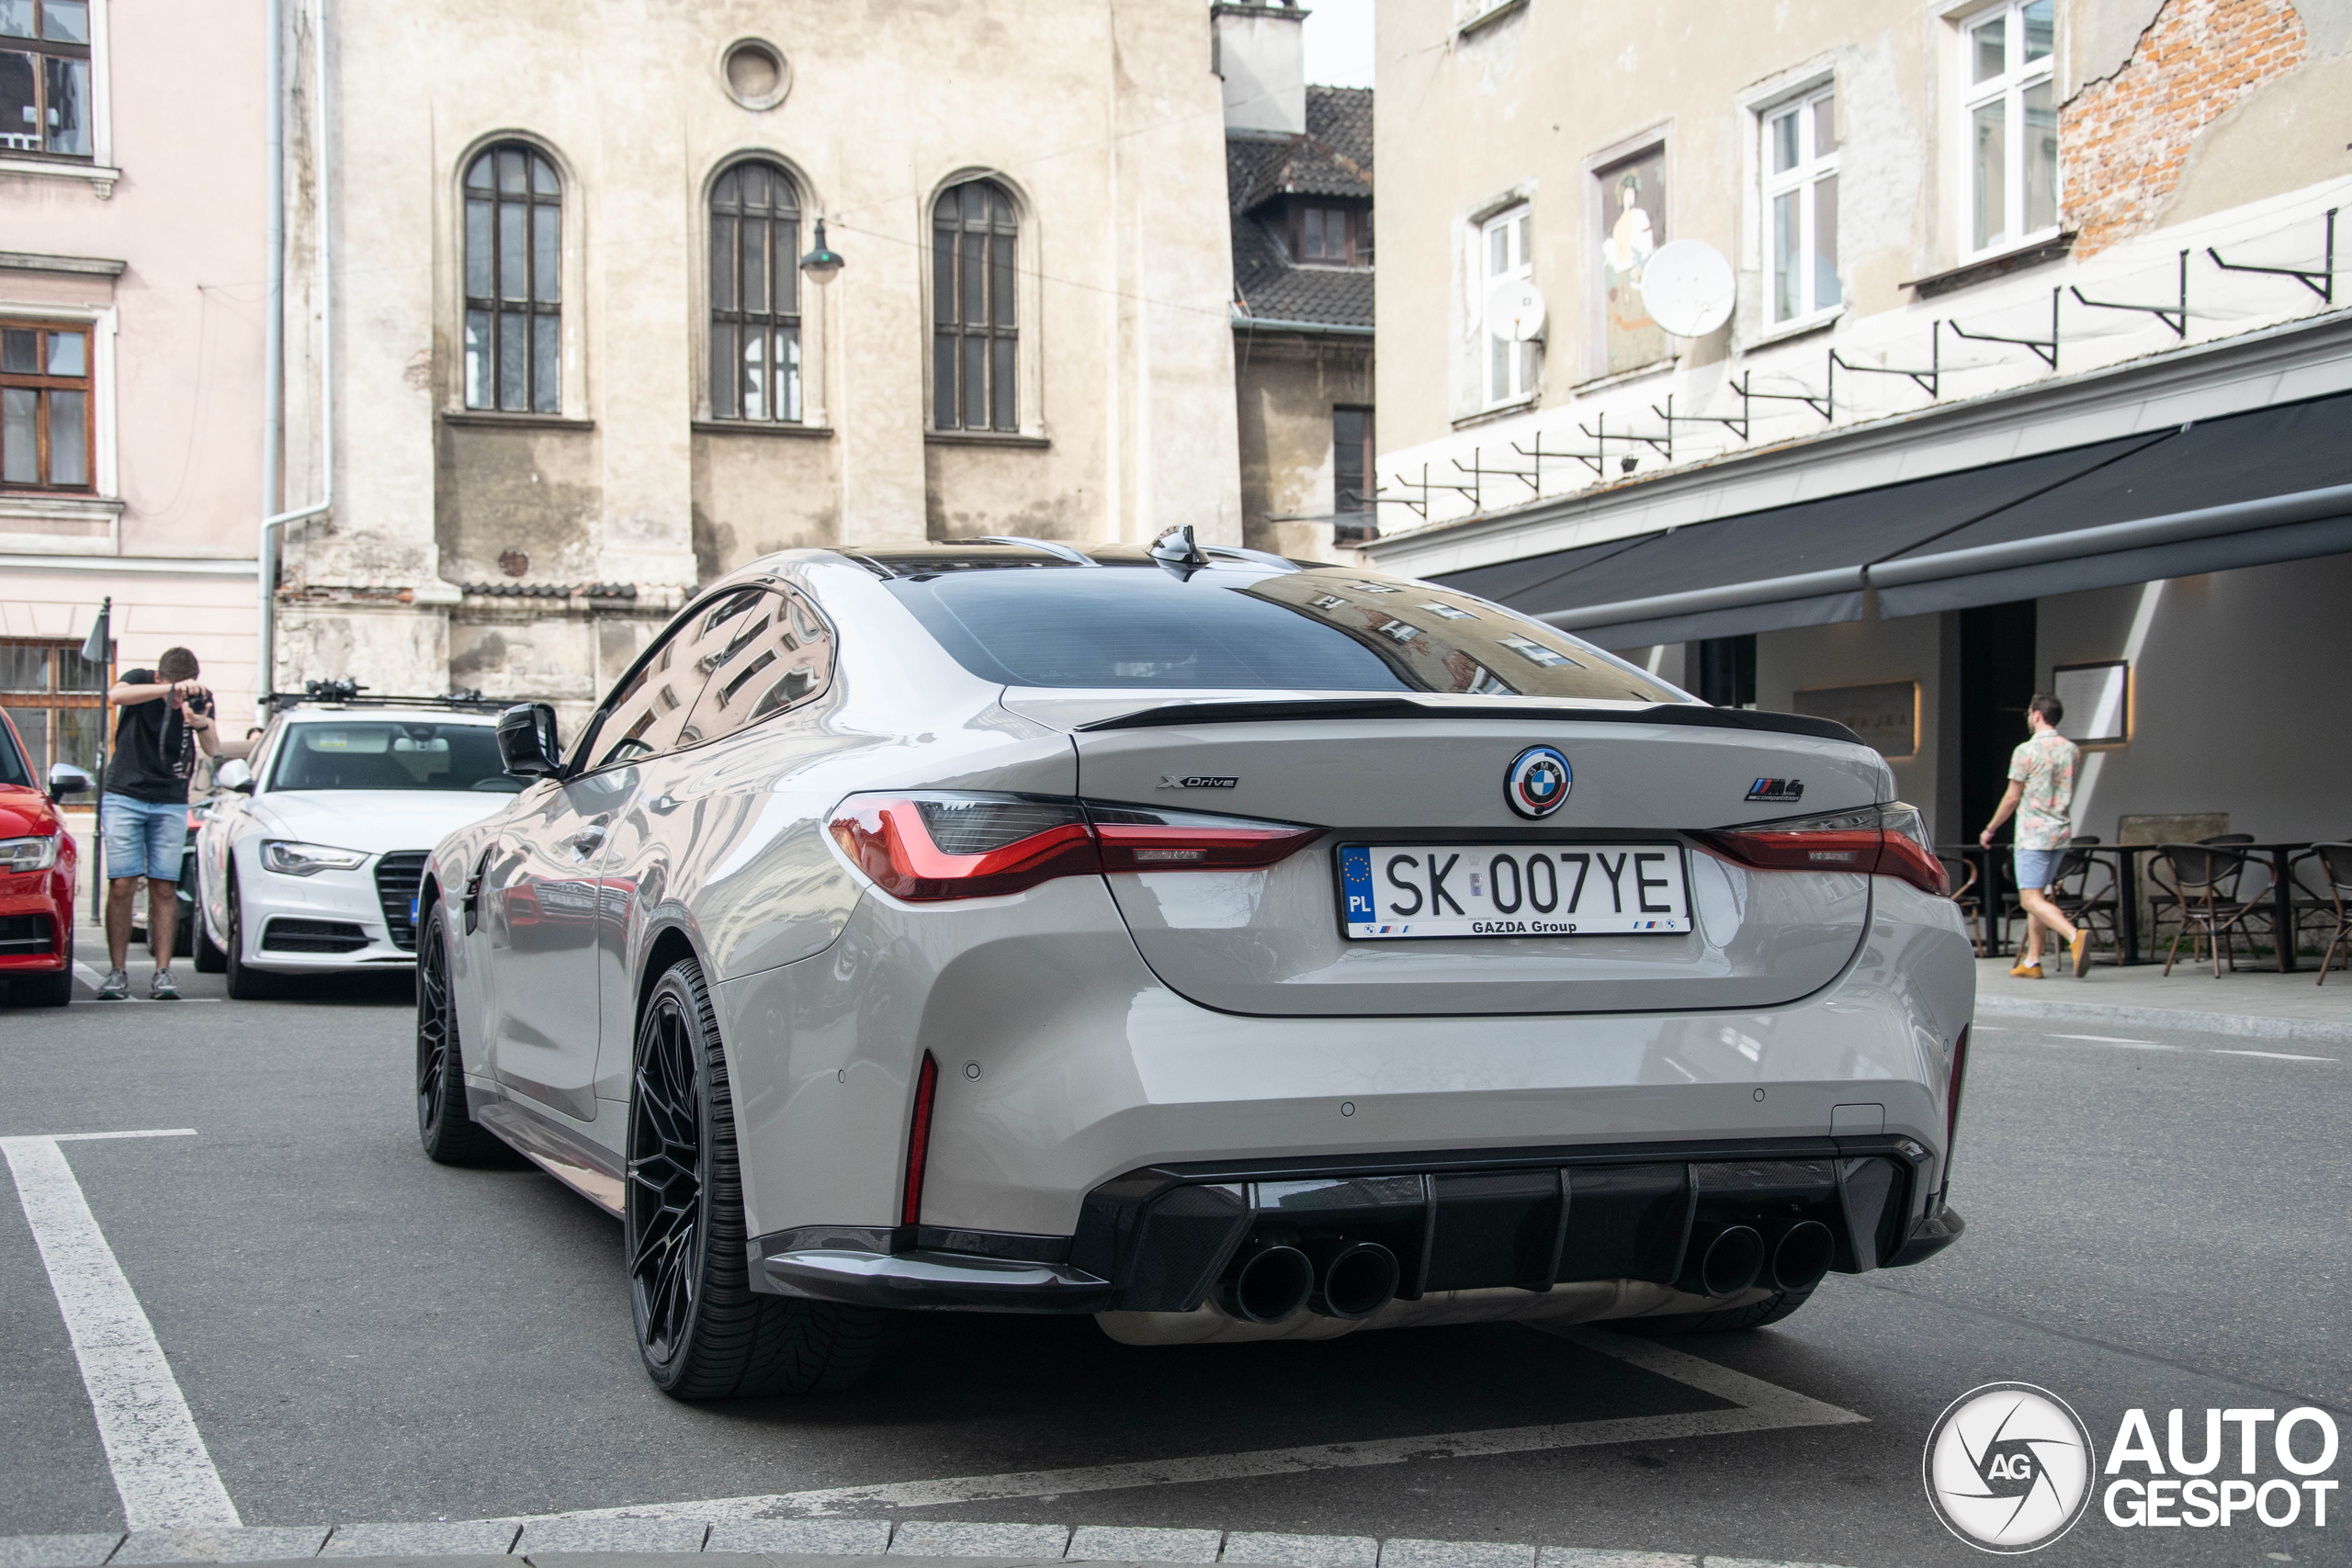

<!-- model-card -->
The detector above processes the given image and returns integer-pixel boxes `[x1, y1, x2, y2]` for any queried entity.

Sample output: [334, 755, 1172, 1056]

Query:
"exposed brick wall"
[2062, 0, 2308, 255]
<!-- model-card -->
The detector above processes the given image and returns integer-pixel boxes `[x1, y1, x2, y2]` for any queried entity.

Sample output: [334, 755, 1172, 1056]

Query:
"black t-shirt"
[105, 669, 211, 805]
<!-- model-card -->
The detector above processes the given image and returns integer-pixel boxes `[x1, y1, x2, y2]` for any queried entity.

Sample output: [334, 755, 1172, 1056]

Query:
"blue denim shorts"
[101, 795, 188, 882]
[2013, 847, 2063, 893]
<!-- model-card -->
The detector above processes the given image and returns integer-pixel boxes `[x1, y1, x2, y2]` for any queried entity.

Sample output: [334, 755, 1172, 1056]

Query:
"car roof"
[277, 705, 499, 725]
[825, 540, 1324, 577]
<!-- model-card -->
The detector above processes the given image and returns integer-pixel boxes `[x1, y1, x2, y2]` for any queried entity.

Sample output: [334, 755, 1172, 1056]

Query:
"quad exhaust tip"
[1693, 1224, 1766, 1298]
[1223, 1241, 1315, 1323]
[1308, 1240, 1400, 1320]
[1770, 1219, 1836, 1292]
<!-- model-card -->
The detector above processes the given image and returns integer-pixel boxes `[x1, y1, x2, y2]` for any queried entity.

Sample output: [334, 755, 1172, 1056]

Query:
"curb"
[1973, 994, 2352, 1045]
[0, 1523, 1849, 1568]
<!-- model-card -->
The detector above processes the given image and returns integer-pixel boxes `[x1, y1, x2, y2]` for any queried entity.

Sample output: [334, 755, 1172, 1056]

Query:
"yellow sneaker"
[2008, 962, 2043, 979]
[2070, 929, 2090, 977]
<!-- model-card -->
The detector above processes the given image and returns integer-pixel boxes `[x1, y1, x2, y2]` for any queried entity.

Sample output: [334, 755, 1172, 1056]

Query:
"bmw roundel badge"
[1505, 745, 1572, 818]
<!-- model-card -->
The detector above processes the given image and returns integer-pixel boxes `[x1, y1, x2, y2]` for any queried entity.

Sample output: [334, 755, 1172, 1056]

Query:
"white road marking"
[2212, 1049, 2337, 1064]
[2044, 1033, 2158, 1045]
[491, 1328, 1865, 1524]
[0, 1130, 239, 1530]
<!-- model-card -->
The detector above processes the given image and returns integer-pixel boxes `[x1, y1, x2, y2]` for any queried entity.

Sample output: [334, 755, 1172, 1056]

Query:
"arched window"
[932, 178, 1018, 432]
[708, 162, 802, 423]
[461, 143, 561, 413]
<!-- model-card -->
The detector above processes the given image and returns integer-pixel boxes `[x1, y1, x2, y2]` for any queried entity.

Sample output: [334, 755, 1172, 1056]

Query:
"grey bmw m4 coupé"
[415, 529, 1973, 1397]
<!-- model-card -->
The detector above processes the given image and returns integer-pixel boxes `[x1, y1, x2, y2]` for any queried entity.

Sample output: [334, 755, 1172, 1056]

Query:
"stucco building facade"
[274, 0, 1244, 725]
[1366, 0, 2352, 871]
[1, 0, 266, 762]
[1220, 3, 1376, 561]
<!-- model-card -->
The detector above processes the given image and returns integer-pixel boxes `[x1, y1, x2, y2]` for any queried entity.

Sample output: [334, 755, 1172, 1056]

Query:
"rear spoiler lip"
[1074, 697, 1864, 747]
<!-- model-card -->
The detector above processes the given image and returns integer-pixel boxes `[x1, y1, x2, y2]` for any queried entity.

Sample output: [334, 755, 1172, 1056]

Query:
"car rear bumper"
[718, 873, 1974, 1318]
[751, 1136, 1963, 1314]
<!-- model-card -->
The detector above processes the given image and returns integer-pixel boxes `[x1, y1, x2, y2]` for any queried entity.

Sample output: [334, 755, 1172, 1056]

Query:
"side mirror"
[214, 758, 254, 795]
[47, 762, 92, 800]
[497, 702, 564, 779]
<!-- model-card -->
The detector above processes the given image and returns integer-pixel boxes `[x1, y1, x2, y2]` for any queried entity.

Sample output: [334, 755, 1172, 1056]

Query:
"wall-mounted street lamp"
[798, 218, 844, 285]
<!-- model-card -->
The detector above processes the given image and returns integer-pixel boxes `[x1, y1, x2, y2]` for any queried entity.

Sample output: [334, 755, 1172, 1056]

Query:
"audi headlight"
[0, 834, 61, 873]
[261, 840, 368, 876]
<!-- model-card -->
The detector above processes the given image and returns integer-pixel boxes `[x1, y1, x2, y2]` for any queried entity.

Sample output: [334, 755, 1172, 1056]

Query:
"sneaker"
[96, 968, 130, 1000]
[2070, 929, 2091, 977]
[2007, 962, 2043, 979]
[149, 968, 181, 1001]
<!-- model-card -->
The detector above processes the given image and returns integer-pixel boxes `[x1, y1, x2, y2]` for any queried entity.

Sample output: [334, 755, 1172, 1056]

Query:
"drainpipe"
[257, 0, 334, 707]
[258, 0, 281, 708]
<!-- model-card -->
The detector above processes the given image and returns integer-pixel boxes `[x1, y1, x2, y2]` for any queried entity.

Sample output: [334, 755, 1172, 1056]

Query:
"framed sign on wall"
[2052, 660, 2129, 745]
[1792, 680, 1918, 759]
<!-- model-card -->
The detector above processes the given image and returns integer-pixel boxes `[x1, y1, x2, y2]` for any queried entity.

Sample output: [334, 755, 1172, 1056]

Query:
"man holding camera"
[97, 647, 218, 1000]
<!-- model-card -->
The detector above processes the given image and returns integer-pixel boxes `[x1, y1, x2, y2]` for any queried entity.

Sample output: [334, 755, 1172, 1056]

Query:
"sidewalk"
[1973, 954, 2352, 1043]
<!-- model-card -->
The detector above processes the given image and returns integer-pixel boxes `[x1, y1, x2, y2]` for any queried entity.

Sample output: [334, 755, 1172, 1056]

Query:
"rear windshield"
[881, 564, 1690, 701]
[267, 721, 520, 792]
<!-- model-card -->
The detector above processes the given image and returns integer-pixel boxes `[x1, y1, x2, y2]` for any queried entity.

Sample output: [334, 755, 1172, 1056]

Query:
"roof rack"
[265, 680, 509, 715]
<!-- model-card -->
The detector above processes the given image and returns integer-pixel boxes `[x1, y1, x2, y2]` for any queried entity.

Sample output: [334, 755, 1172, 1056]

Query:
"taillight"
[828, 792, 1320, 902]
[1086, 803, 1323, 872]
[1696, 802, 1948, 896]
[828, 795, 1098, 900]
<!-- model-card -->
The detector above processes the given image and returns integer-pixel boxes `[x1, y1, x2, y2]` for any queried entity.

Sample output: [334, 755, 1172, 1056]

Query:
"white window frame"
[1761, 85, 1840, 327]
[1960, 0, 2058, 261]
[1478, 203, 1536, 408]
[0, 0, 118, 196]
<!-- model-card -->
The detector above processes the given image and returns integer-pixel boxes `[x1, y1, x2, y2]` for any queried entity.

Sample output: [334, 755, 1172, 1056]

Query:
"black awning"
[1430, 388, 2352, 645]
[1872, 391, 2352, 615]
[1433, 430, 2169, 648]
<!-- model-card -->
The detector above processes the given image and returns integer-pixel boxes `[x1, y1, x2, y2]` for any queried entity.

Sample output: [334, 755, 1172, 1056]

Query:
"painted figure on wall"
[1600, 152, 1668, 374]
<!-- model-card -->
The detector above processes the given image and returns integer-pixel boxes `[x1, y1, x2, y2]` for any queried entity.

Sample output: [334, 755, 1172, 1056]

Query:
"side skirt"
[474, 1096, 625, 1218]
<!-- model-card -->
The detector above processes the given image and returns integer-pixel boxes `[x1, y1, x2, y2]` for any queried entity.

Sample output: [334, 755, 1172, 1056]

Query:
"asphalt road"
[2, 963, 2346, 1567]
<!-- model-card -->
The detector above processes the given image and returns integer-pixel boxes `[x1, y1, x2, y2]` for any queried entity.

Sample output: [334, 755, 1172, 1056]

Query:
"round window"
[721, 39, 789, 110]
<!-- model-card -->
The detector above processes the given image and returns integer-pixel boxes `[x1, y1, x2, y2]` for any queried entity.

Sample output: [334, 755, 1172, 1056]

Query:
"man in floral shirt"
[1979, 694, 2086, 978]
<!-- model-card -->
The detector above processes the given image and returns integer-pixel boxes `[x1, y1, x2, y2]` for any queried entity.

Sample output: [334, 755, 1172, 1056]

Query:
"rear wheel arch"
[636, 924, 703, 1032]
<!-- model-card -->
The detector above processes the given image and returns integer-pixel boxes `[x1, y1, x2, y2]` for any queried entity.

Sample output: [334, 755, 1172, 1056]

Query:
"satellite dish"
[1485, 278, 1547, 343]
[1641, 240, 1736, 338]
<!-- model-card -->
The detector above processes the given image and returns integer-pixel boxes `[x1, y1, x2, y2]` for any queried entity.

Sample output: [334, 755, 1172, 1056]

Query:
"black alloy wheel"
[624, 954, 881, 1398]
[415, 902, 503, 1165]
[221, 870, 281, 1000]
[628, 981, 705, 1370]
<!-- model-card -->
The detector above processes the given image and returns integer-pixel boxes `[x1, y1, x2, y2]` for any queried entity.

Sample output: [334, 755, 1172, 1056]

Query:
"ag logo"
[1504, 746, 1571, 819]
[1924, 1382, 2098, 1552]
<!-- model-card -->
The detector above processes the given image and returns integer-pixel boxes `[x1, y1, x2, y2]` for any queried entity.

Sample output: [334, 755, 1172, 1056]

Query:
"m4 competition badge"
[1505, 746, 1571, 819]
[1747, 777, 1804, 803]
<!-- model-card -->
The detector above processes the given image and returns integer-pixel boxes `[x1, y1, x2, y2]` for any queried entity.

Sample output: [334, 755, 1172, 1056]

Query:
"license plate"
[1340, 842, 1692, 939]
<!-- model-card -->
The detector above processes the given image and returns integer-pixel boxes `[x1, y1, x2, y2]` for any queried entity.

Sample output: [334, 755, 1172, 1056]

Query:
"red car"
[0, 708, 85, 1009]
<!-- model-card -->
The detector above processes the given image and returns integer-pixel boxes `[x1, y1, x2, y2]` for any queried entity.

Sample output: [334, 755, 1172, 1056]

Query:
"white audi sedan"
[195, 699, 520, 998]
[415, 533, 1973, 1401]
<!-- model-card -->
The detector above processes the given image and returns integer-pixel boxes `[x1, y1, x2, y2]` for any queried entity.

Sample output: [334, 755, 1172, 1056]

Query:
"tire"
[222, 870, 282, 1000]
[1621, 1284, 1817, 1337]
[192, 872, 227, 974]
[626, 954, 882, 1399]
[414, 902, 507, 1166]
